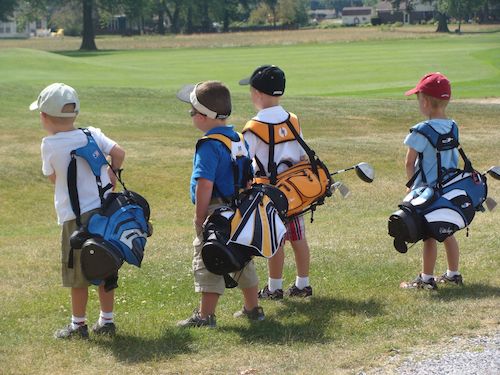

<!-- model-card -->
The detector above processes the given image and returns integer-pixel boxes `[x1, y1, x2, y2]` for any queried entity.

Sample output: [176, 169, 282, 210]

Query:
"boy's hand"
[107, 167, 118, 188]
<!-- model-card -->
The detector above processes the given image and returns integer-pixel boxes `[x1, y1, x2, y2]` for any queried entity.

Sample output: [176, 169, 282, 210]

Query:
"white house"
[342, 7, 373, 25]
[0, 15, 47, 38]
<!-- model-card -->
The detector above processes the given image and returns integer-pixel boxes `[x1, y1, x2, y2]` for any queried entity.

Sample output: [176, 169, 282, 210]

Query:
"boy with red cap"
[400, 72, 464, 290]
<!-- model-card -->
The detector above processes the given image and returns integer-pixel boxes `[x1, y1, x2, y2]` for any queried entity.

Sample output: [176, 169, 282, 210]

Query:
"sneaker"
[258, 285, 283, 300]
[233, 306, 265, 321]
[285, 284, 313, 298]
[400, 274, 437, 290]
[54, 324, 89, 339]
[176, 309, 216, 328]
[436, 273, 463, 286]
[92, 322, 116, 336]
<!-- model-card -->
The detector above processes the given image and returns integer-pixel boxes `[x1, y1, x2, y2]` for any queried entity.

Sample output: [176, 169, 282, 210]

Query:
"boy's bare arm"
[107, 144, 125, 186]
[405, 148, 418, 180]
[194, 178, 214, 232]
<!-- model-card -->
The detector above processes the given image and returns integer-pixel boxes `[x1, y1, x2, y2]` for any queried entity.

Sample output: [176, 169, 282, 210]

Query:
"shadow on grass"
[221, 296, 384, 344]
[432, 283, 500, 301]
[54, 50, 119, 58]
[92, 327, 194, 363]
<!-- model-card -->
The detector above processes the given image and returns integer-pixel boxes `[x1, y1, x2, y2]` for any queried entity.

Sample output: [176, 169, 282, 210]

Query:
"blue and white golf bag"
[68, 128, 152, 284]
[388, 122, 488, 253]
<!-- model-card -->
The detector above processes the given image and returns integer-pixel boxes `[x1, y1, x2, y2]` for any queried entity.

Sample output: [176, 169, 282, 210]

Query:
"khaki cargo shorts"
[60, 209, 98, 288]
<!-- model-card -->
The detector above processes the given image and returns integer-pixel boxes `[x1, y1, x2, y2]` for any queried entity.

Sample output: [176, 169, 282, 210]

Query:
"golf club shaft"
[330, 165, 356, 176]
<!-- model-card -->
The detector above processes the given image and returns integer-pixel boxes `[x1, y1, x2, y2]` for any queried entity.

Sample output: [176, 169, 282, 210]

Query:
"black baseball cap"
[239, 65, 285, 96]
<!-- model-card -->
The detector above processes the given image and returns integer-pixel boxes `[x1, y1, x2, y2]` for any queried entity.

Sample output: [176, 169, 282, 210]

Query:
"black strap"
[67, 153, 82, 227]
[285, 119, 318, 175]
[268, 125, 277, 185]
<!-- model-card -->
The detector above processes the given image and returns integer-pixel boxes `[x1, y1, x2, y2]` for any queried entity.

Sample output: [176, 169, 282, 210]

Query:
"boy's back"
[42, 126, 117, 224]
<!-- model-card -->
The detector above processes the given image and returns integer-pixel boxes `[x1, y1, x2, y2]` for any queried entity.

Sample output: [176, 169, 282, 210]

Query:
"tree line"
[1, 1, 499, 51]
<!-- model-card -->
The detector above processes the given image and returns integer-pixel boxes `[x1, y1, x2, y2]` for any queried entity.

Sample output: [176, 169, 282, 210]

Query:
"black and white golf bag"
[388, 122, 488, 253]
[202, 184, 288, 286]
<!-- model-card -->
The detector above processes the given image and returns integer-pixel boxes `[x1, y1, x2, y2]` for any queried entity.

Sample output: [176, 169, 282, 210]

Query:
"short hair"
[423, 93, 449, 109]
[195, 81, 232, 117]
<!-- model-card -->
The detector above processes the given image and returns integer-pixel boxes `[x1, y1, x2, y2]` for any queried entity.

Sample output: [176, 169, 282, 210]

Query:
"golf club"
[332, 181, 350, 198]
[484, 166, 500, 180]
[331, 162, 375, 183]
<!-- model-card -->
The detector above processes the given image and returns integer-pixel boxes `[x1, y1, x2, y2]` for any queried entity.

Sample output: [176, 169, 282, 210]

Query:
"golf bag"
[388, 122, 488, 252]
[68, 128, 152, 282]
[245, 113, 332, 219]
[202, 184, 288, 278]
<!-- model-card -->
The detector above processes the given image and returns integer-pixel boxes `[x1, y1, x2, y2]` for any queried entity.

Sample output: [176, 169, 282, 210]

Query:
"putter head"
[485, 197, 497, 211]
[355, 162, 375, 183]
[485, 166, 500, 180]
[333, 181, 350, 198]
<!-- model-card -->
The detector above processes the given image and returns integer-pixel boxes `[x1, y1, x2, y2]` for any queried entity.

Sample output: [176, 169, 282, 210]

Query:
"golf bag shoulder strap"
[196, 132, 253, 202]
[410, 121, 459, 151]
[242, 113, 301, 145]
[67, 128, 114, 226]
[406, 121, 471, 189]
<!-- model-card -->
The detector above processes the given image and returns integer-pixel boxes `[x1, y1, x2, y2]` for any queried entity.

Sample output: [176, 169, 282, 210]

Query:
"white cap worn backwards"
[29, 83, 80, 117]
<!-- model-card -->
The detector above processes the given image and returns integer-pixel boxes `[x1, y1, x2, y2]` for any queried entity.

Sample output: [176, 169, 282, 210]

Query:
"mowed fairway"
[0, 28, 499, 374]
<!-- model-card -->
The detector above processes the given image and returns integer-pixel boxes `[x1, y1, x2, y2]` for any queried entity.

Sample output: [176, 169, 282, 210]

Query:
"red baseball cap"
[405, 72, 451, 100]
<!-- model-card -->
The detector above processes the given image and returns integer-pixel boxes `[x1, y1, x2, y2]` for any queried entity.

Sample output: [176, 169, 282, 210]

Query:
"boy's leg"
[258, 246, 285, 299]
[436, 235, 463, 285]
[200, 292, 219, 318]
[71, 287, 89, 318]
[291, 239, 310, 278]
[92, 283, 116, 336]
[400, 238, 437, 290]
[242, 285, 259, 311]
[422, 238, 437, 277]
[443, 235, 459, 272]
[234, 262, 264, 321]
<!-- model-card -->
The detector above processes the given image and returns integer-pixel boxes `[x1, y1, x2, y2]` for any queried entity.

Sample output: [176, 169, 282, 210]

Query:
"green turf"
[0, 32, 499, 374]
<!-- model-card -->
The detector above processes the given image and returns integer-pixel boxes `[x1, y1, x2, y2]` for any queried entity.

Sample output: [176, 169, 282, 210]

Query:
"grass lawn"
[0, 26, 499, 374]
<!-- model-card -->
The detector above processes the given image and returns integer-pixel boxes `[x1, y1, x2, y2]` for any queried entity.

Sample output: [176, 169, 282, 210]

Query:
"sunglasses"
[189, 108, 206, 117]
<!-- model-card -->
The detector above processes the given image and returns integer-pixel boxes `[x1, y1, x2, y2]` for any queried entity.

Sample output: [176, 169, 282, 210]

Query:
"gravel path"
[365, 331, 499, 375]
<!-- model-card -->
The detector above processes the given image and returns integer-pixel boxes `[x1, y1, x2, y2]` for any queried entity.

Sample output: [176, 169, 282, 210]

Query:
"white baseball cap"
[29, 83, 80, 117]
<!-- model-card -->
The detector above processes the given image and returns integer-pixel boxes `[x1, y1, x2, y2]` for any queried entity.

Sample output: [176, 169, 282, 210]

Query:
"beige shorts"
[60, 209, 98, 288]
[192, 203, 259, 295]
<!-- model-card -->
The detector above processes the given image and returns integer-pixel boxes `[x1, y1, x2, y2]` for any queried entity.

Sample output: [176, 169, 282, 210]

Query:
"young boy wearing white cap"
[31, 83, 125, 338]
[240, 65, 313, 299]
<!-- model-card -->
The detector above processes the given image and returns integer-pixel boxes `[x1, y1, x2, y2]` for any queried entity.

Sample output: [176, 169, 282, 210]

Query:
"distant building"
[375, 0, 435, 24]
[309, 9, 337, 22]
[0, 15, 47, 38]
[342, 7, 373, 25]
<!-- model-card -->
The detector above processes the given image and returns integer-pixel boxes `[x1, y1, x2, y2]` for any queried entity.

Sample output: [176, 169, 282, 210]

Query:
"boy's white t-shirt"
[244, 105, 307, 176]
[41, 126, 117, 225]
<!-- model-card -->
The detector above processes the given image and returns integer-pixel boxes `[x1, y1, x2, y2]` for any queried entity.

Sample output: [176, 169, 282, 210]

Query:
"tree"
[0, 0, 18, 22]
[80, 0, 97, 50]
[264, 0, 278, 27]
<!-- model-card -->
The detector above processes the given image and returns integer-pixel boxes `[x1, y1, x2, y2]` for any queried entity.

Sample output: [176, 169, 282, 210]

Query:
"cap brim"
[176, 84, 196, 103]
[238, 77, 251, 85]
[405, 88, 419, 96]
[29, 100, 39, 111]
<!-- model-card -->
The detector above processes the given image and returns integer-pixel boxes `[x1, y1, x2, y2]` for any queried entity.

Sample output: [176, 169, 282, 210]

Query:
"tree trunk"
[158, 5, 165, 35]
[435, 12, 449, 33]
[80, 0, 97, 50]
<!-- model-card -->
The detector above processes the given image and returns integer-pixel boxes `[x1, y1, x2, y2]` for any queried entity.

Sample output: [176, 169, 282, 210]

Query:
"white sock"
[268, 278, 283, 292]
[71, 315, 86, 330]
[98, 311, 114, 326]
[447, 270, 460, 277]
[295, 276, 309, 290]
[421, 273, 434, 282]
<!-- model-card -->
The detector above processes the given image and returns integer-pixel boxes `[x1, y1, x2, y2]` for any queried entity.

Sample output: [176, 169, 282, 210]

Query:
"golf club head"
[485, 166, 500, 180]
[485, 197, 497, 211]
[176, 84, 196, 103]
[355, 162, 375, 183]
[333, 181, 350, 198]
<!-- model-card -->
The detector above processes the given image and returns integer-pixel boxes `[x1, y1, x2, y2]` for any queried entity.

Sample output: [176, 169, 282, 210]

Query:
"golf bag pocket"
[201, 184, 288, 278]
[71, 190, 152, 281]
[255, 160, 331, 218]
